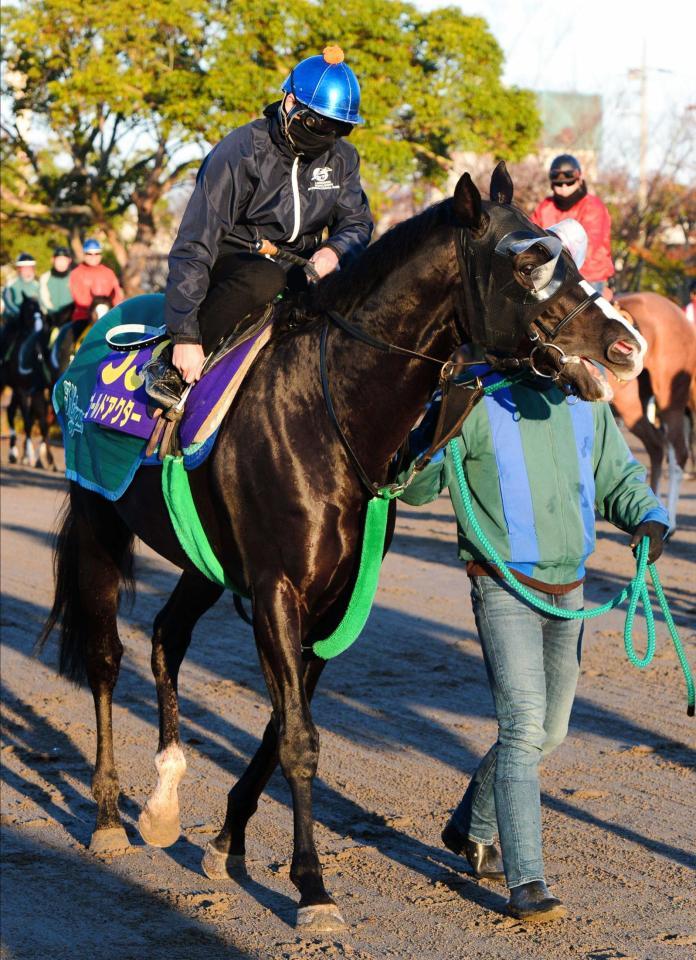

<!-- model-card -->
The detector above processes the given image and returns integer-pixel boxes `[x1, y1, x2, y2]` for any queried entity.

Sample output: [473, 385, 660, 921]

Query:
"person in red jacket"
[69, 238, 124, 321]
[531, 155, 614, 296]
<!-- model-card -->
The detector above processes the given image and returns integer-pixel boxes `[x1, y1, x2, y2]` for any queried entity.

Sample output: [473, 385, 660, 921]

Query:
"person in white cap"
[2, 252, 40, 318]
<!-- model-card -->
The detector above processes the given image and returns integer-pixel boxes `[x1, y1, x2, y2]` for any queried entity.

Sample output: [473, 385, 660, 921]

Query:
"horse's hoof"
[201, 842, 247, 880]
[138, 808, 180, 848]
[296, 903, 346, 933]
[8, 447, 18, 464]
[89, 826, 130, 855]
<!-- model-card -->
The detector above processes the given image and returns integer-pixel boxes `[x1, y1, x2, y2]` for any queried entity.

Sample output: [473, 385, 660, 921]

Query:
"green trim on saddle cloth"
[160, 454, 390, 660]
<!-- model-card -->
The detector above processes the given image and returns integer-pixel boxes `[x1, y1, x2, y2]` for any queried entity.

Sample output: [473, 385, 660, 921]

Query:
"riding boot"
[506, 881, 567, 923]
[441, 818, 505, 882]
[143, 354, 187, 410]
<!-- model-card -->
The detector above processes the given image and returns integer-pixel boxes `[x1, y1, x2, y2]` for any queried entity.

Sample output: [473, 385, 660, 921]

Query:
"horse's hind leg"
[43, 489, 135, 853]
[138, 571, 223, 847]
[202, 657, 325, 880]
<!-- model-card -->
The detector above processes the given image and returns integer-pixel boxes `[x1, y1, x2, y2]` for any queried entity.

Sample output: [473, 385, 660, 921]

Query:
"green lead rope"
[447, 398, 695, 715]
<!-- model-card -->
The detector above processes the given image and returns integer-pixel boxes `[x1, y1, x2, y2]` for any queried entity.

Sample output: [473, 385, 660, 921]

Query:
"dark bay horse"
[610, 292, 696, 530]
[1, 296, 56, 469]
[39, 166, 646, 932]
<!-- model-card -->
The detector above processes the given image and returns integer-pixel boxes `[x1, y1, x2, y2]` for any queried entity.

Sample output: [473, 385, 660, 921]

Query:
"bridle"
[320, 224, 602, 498]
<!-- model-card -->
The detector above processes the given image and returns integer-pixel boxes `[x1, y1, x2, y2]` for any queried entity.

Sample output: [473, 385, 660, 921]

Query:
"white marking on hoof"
[8, 445, 19, 464]
[138, 743, 186, 848]
[296, 903, 346, 933]
[37, 441, 52, 470]
[201, 842, 247, 880]
[21, 438, 36, 467]
[89, 826, 130, 855]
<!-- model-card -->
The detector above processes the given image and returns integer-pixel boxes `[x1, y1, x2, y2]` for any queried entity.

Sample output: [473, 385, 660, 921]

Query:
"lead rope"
[445, 378, 695, 716]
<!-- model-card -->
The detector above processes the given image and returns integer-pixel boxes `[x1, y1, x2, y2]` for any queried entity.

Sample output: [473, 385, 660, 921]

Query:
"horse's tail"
[36, 491, 135, 684]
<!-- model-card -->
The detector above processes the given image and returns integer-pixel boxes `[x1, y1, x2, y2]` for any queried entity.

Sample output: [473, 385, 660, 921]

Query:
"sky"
[417, 0, 695, 174]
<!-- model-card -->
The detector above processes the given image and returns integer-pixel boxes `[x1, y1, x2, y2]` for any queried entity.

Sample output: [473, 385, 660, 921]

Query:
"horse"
[610, 292, 696, 530]
[51, 294, 115, 377]
[39, 165, 647, 932]
[1, 295, 56, 469]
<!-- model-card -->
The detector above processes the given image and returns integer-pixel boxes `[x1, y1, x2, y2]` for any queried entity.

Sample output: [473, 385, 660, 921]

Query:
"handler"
[531, 155, 614, 297]
[401, 372, 668, 922]
[147, 45, 373, 407]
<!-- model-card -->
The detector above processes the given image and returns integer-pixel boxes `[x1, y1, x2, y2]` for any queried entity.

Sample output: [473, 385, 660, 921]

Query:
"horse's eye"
[519, 264, 534, 277]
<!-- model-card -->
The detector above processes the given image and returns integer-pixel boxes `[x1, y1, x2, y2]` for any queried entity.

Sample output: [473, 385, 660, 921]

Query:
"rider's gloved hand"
[173, 343, 206, 384]
[629, 520, 668, 564]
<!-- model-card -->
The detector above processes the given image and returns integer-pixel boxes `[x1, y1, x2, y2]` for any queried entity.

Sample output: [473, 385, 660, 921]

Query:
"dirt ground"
[1, 433, 694, 960]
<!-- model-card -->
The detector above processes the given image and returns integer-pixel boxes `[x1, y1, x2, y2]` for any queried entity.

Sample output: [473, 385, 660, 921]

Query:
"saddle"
[141, 306, 274, 460]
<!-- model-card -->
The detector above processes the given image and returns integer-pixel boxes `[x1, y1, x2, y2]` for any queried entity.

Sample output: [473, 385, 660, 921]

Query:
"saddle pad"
[84, 306, 272, 463]
[54, 295, 164, 500]
[55, 293, 273, 499]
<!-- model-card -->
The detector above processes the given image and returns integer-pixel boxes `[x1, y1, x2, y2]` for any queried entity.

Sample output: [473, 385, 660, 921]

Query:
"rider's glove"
[629, 521, 669, 564]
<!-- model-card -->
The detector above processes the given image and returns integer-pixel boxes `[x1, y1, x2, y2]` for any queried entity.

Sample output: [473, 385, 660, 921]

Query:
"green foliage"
[2, 0, 541, 279]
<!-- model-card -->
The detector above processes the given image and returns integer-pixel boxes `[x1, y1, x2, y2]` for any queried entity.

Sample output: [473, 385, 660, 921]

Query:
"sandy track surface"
[1, 437, 694, 960]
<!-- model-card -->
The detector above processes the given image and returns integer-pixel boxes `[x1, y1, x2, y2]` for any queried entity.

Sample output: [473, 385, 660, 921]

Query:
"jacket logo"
[308, 167, 339, 191]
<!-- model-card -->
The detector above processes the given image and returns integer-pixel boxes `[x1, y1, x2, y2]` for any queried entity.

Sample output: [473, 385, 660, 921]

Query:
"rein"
[320, 309, 494, 500]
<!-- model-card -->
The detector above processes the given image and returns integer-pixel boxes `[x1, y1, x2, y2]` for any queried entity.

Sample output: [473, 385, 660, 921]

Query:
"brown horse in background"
[610, 291, 696, 530]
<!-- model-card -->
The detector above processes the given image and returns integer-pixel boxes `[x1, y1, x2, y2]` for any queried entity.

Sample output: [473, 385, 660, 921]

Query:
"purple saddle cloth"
[85, 320, 272, 468]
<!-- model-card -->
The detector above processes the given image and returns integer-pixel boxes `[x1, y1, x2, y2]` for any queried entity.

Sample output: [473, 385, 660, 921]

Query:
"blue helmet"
[282, 46, 363, 125]
[83, 238, 102, 254]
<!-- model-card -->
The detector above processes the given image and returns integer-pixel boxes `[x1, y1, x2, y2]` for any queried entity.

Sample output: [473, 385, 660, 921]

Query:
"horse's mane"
[277, 198, 455, 327]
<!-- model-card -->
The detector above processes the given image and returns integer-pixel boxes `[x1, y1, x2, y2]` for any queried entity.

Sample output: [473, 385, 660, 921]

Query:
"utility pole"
[629, 42, 649, 218]
[638, 41, 648, 213]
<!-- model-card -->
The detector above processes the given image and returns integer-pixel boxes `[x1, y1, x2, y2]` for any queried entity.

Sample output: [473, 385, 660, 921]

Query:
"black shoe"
[506, 880, 567, 923]
[143, 355, 187, 409]
[441, 819, 505, 882]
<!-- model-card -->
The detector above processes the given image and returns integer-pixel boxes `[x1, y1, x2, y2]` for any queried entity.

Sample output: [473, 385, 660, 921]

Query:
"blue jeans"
[451, 576, 583, 888]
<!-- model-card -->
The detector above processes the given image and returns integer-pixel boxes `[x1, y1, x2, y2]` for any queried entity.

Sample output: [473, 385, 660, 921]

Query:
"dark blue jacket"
[165, 103, 373, 343]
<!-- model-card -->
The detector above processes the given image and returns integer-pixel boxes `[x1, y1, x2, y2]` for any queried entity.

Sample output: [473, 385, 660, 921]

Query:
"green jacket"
[401, 372, 667, 585]
[2, 277, 40, 318]
[39, 269, 73, 317]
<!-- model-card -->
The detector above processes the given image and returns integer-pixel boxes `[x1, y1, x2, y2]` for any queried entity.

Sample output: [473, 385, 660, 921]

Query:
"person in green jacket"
[401, 367, 668, 923]
[2, 252, 40, 318]
[39, 246, 74, 328]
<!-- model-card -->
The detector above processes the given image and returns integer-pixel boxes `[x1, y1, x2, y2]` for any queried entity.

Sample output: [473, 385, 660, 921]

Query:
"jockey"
[531, 155, 614, 297]
[401, 372, 668, 923]
[39, 246, 74, 328]
[69, 239, 124, 322]
[2, 252, 40, 319]
[146, 45, 373, 407]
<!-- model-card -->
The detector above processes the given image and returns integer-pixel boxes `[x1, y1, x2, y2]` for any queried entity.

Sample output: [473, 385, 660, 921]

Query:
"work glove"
[629, 521, 669, 564]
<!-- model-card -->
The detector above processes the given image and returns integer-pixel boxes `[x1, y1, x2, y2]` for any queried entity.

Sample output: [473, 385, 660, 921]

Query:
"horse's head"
[19, 295, 45, 335]
[452, 162, 646, 400]
[90, 295, 113, 322]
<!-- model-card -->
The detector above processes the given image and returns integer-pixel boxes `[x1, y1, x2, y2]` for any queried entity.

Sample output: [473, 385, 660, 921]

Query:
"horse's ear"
[453, 173, 482, 229]
[489, 160, 514, 204]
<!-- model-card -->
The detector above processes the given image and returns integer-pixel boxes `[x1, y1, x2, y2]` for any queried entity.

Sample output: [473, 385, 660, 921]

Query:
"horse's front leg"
[202, 657, 325, 878]
[254, 580, 343, 932]
[139, 571, 224, 847]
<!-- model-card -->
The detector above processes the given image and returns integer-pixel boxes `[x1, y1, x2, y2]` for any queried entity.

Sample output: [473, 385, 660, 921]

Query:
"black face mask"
[286, 122, 337, 159]
[279, 98, 348, 159]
